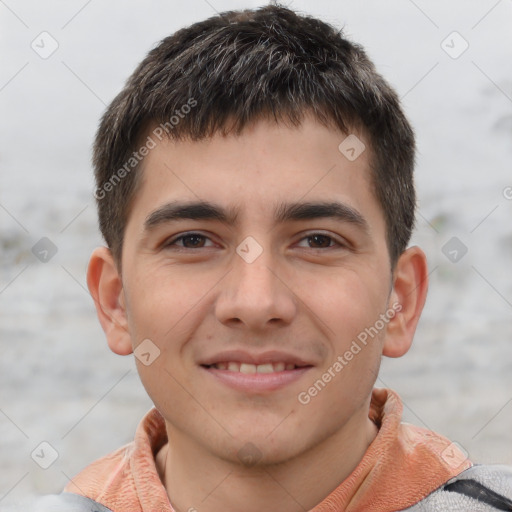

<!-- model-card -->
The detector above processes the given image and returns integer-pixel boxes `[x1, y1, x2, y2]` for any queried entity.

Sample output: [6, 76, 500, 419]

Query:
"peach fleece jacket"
[64, 388, 472, 512]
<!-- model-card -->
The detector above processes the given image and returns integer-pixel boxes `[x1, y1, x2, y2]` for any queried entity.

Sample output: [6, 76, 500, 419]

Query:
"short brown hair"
[93, 4, 416, 267]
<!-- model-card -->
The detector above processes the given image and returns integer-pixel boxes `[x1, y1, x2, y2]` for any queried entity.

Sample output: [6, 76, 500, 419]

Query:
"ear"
[87, 247, 133, 355]
[382, 246, 428, 358]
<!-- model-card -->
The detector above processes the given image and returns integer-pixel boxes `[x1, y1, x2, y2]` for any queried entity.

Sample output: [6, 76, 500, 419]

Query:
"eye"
[164, 232, 215, 249]
[296, 233, 345, 249]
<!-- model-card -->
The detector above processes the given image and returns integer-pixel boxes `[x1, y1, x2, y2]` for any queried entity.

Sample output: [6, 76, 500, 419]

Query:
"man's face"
[120, 115, 393, 464]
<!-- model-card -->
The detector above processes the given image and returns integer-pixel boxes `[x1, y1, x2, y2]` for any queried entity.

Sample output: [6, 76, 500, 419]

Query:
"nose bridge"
[215, 242, 296, 328]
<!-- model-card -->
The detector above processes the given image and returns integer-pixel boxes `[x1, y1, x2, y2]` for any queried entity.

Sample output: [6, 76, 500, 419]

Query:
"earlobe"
[383, 246, 429, 358]
[87, 247, 133, 356]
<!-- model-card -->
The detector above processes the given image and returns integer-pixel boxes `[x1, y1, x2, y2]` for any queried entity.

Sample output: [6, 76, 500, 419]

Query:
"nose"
[214, 247, 297, 331]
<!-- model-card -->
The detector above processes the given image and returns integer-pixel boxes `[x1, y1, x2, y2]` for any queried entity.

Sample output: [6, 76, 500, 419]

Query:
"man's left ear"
[383, 246, 429, 358]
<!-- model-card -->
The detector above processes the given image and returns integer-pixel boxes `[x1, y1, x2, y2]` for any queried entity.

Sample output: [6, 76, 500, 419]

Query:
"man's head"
[92, 4, 416, 269]
[87, 4, 428, 487]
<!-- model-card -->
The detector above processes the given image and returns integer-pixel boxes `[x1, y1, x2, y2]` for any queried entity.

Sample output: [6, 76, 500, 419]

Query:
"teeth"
[256, 363, 274, 374]
[211, 362, 296, 373]
[240, 363, 257, 374]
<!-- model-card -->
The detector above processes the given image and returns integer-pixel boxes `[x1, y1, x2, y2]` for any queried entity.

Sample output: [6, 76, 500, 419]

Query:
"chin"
[215, 424, 312, 468]
[218, 441, 306, 468]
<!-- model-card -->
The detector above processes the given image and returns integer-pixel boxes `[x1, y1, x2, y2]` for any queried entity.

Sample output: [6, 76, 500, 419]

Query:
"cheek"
[123, 265, 218, 400]
[294, 274, 386, 425]
[301, 267, 389, 343]
[124, 264, 206, 340]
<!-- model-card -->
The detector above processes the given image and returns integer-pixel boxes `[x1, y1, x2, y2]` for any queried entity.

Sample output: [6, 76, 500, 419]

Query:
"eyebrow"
[144, 200, 369, 232]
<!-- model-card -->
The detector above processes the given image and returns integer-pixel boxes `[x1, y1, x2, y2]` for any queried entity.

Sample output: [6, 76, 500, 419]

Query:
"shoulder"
[63, 441, 137, 503]
[402, 464, 512, 511]
[60, 408, 167, 510]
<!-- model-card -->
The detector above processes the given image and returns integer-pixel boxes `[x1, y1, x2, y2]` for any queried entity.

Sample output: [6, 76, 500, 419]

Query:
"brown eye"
[180, 234, 206, 248]
[306, 234, 334, 248]
[296, 232, 347, 250]
[165, 233, 214, 249]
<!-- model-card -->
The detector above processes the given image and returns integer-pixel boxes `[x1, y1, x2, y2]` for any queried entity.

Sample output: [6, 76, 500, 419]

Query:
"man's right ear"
[87, 247, 133, 355]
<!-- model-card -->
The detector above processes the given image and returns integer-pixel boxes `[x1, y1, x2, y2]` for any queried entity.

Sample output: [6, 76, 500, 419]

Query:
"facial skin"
[88, 114, 428, 512]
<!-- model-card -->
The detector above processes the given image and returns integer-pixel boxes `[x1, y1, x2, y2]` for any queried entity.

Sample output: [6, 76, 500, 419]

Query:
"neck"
[157, 401, 378, 512]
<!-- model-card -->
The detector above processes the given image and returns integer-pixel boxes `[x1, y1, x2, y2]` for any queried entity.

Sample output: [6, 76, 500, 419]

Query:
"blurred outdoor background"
[1, 0, 511, 509]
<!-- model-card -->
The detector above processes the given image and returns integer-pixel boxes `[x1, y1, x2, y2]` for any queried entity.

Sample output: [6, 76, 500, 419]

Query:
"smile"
[206, 362, 298, 373]
[201, 362, 313, 393]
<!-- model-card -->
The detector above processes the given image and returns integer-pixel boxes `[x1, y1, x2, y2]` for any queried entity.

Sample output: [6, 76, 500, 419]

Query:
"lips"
[199, 350, 313, 370]
[206, 361, 298, 373]
[199, 350, 314, 392]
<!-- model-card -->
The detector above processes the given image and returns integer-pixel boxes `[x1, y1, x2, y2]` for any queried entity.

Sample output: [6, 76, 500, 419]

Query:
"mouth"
[203, 361, 304, 373]
[199, 352, 314, 392]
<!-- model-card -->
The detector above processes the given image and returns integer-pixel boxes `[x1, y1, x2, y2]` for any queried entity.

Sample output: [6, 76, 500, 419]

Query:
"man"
[36, 4, 512, 511]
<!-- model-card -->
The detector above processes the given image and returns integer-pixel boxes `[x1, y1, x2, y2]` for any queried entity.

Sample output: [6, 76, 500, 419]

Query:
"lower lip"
[201, 366, 312, 393]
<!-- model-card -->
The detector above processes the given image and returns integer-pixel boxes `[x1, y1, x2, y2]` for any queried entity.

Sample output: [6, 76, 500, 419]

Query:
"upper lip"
[199, 350, 315, 367]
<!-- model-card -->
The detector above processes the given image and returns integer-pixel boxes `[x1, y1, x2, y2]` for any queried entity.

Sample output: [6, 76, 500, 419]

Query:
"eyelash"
[164, 232, 347, 251]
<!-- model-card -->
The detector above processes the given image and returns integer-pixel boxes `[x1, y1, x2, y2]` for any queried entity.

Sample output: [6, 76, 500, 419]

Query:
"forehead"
[128, 116, 382, 231]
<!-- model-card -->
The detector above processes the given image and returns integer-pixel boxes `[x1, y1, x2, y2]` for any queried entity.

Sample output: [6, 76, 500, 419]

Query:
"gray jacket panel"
[402, 465, 512, 511]
[33, 493, 113, 512]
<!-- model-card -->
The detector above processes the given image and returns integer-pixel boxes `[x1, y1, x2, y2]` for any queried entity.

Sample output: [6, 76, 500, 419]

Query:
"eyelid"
[295, 230, 349, 249]
[163, 231, 217, 249]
